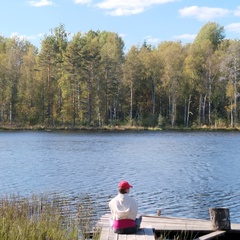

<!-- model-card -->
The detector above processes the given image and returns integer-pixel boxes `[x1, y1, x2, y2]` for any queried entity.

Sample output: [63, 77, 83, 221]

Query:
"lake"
[0, 130, 240, 223]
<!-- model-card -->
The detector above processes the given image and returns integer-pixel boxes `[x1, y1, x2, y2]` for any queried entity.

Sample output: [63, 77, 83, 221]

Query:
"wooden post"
[157, 209, 161, 216]
[209, 208, 231, 230]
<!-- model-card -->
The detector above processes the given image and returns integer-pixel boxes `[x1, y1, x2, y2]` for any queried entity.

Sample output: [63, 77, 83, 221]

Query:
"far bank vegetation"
[0, 22, 240, 130]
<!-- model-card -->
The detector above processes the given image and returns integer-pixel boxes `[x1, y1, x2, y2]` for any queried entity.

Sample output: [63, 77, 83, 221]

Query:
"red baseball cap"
[118, 180, 133, 189]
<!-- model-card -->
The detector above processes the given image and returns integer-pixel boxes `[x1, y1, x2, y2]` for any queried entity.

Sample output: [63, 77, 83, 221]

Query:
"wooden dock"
[96, 213, 240, 240]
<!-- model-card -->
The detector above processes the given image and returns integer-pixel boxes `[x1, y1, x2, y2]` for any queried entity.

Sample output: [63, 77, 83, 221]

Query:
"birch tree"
[123, 45, 142, 126]
[158, 41, 185, 127]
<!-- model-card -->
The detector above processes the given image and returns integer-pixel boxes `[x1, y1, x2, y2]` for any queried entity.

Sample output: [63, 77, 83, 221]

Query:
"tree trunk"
[87, 66, 93, 125]
[105, 68, 109, 125]
[202, 94, 207, 124]
[171, 93, 175, 128]
[47, 64, 52, 125]
[72, 89, 76, 126]
[187, 95, 192, 127]
[184, 98, 187, 127]
[198, 94, 202, 126]
[130, 80, 133, 126]
[10, 100, 12, 126]
[234, 63, 238, 127]
[208, 83, 212, 125]
[151, 77, 156, 125]
[230, 99, 233, 127]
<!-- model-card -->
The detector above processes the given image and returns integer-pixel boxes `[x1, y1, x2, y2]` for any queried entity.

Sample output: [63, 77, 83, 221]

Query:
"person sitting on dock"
[109, 180, 142, 234]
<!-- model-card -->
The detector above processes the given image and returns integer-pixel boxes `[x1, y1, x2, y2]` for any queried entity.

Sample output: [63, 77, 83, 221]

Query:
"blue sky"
[1, 0, 240, 51]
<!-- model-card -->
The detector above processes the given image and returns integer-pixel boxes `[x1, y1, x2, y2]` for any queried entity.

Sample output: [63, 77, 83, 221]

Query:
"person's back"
[109, 180, 142, 234]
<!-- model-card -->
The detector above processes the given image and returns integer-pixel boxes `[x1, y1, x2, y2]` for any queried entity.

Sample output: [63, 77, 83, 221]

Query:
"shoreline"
[0, 125, 240, 132]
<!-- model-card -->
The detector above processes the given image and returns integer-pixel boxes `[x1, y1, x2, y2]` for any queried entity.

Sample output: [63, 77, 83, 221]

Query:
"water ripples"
[1, 130, 240, 223]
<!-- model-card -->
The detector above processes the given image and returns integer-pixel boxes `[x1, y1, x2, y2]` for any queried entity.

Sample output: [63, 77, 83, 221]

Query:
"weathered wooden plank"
[125, 234, 137, 240]
[118, 234, 127, 240]
[99, 227, 110, 240]
[99, 226, 117, 240]
[141, 222, 213, 231]
[99, 226, 154, 240]
[140, 216, 214, 231]
[97, 213, 240, 238]
[110, 229, 118, 240]
[142, 216, 211, 225]
[142, 219, 211, 227]
[193, 230, 226, 240]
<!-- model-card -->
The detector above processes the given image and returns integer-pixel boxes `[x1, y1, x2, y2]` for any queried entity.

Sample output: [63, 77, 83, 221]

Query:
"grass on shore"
[1, 122, 240, 132]
[0, 194, 99, 240]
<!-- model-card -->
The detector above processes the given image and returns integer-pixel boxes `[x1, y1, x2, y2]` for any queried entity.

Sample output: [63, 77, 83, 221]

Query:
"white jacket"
[109, 193, 138, 220]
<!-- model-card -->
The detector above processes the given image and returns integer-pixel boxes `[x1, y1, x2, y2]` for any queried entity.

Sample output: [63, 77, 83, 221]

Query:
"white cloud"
[225, 23, 240, 33]
[10, 32, 28, 41]
[28, 0, 54, 7]
[10, 32, 19, 38]
[145, 36, 160, 44]
[10, 32, 43, 42]
[74, 0, 92, 4]
[38, 33, 44, 38]
[233, 6, 240, 16]
[96, 0, 179, 16]
[173, 33, 196, 41]
[119, 33, 127, 39]
[179, 6, 230, 21]
[109, 7, 144, 16]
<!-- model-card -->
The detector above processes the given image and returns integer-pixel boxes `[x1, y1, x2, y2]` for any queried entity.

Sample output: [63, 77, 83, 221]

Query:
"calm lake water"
[1, 130, 240, 223]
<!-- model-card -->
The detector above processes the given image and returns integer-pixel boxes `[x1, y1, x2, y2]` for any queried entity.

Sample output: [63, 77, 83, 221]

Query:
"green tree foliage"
[61, 32, 84, 126]
[218, 40, 240, 127]
[16, 44, 38, 125]
[78, 30, 101, 125]
[2, 22, 240, 129]
[0, 37, 8, 123]
[194, 21, 225, 50]
[137, 44, 164, 126]
[61, 30, 125, 127]
[38, 24, 68, 126]
[123, 45, 143, 126]
[98, 31, 124, 126]
[158, 41, 185, 127]
[186, 22, 225, 126]
[4, 37, 30, 125]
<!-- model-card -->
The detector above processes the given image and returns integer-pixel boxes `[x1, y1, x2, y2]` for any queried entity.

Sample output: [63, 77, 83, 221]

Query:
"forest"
[0, 21, 240, 129]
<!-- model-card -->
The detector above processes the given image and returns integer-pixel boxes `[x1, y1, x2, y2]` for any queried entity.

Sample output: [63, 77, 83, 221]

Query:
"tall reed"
[0, 194, 98, 240]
